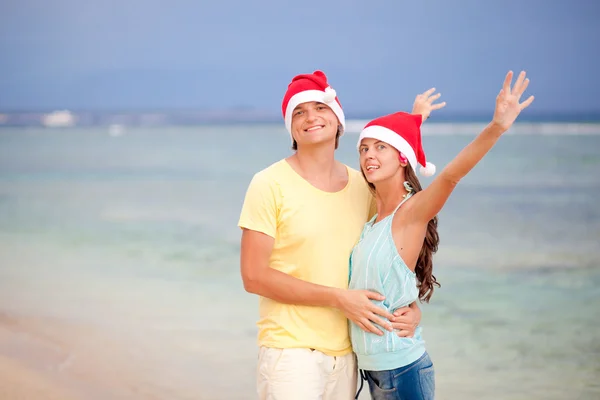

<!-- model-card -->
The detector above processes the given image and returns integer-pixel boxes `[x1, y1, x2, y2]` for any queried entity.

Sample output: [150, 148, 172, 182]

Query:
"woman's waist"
[350, 324, 424, 353]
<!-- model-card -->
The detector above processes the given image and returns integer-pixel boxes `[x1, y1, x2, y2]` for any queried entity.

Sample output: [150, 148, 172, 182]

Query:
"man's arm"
[240, 228, 395, 335]
[241, 228, 341, 306]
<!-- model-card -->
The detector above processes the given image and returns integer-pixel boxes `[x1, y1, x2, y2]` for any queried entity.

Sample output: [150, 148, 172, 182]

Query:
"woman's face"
[358, 138, 408, 184]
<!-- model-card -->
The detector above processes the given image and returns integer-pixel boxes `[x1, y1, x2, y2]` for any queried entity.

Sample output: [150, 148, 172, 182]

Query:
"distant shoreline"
[2, 120, 600, 137]
[1, 109, 600, 128]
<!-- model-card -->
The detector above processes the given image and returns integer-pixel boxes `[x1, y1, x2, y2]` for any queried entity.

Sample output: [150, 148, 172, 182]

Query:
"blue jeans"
[361, 352, 435, 400]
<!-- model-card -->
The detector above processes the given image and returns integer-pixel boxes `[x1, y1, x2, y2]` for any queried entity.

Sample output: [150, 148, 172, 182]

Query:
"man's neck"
[291, 144, 337, 178]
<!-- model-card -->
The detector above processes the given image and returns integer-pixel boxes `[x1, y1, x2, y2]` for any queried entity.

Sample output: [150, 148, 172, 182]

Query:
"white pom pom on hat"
[322, 87, 337, 103]
[419, 162, 436, 177]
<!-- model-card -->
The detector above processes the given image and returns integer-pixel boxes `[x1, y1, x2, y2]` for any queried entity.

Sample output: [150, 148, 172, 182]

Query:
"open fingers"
[427, 93, 442, 103]
[512, 71, 527, 97]
[515, 78, 530, 99]
[502, 71, 513, 95]
[431, 101, 447, 110]
[422, 87, 436, 97]
[520, 95, 535, 110]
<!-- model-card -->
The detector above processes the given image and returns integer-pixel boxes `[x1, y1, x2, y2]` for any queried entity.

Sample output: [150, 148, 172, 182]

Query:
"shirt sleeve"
[237, 172, 279, 238]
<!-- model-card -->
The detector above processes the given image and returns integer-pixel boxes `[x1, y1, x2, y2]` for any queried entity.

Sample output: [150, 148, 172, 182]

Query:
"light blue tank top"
[348, 193, 426, 371]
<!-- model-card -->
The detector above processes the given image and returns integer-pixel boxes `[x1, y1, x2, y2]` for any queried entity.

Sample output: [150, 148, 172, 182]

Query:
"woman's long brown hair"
[363, 165, 441, 302]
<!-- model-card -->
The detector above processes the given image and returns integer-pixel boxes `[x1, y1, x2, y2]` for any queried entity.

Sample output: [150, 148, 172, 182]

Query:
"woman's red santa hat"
[357, 112, 436, 177]
[281, 70, 345, 143]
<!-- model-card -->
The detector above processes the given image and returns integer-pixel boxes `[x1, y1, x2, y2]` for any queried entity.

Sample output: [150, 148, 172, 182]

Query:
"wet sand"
[0, 311, 149, 400]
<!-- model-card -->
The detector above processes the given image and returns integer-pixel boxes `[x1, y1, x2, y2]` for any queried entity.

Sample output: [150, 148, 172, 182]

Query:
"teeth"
[306, 126, 323, 132]
[366, 166, 379, 170]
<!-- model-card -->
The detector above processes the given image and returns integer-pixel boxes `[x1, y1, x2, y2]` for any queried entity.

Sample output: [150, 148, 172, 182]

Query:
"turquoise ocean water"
[0, 123, 598, 399]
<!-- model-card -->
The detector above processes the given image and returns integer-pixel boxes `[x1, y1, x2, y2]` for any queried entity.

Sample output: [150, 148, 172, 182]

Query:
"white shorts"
[257, 347, 357, 400]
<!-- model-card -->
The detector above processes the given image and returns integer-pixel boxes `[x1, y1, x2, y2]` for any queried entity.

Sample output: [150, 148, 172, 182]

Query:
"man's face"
[290, 101, 339, 148]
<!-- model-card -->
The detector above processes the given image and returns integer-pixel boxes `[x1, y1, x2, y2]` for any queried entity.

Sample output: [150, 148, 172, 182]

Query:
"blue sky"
[1, 0, 598, 115]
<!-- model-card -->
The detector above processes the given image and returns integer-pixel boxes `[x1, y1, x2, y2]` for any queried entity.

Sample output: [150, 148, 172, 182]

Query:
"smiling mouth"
[365, 166, 379, 171]
[305, 125, 325, 132]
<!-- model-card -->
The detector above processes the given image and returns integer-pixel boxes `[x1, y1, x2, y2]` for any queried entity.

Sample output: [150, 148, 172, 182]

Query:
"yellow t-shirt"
[238, 159, 375, 356]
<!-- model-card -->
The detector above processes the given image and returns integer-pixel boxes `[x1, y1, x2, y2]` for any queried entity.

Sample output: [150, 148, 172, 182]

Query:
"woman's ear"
[399, 152, 409, 168]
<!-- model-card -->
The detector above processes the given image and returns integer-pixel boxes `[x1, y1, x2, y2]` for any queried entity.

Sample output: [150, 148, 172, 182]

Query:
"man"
[239, 70, 444, 399]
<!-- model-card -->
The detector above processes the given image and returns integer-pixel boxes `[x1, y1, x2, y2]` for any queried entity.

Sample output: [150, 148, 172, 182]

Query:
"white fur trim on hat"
[358, 125, 418, 171]
[284, 90, 345, 140]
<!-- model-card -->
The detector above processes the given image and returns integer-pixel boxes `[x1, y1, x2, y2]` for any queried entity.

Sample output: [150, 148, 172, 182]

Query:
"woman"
[349, 71, 534, 399]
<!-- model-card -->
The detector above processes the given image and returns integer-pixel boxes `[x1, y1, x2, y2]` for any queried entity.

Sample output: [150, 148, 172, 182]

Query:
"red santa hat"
[357, 112, 436, 177]
[281, 70, 345, 142]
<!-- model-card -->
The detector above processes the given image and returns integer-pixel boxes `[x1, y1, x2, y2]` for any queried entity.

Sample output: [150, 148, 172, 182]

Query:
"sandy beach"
[0, 310, 147, 400]
[0, 354, 77, 400]
[0, 239, 259, 400]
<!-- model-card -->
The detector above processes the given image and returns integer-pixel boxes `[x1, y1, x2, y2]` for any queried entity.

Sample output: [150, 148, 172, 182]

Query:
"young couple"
[239, 70, 534, 399]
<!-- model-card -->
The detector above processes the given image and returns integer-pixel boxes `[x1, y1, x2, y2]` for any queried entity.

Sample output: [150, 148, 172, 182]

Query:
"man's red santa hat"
[281, 70, 345, 142]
